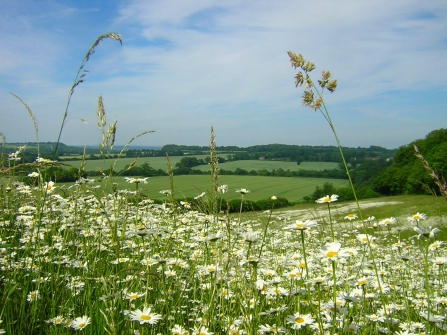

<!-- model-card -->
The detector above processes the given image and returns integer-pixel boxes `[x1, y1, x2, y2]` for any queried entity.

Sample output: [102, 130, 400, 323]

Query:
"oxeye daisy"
[356, 234, 376, 244]
[366, 314, 385, 322]
[180, 201, 191, 208]
[429, 241, 443, 250]
[129, 306, 162, 325]
[379, 217, 396, 226]
[283, 220, 318, 231]
[286, 312, 314, 329]
[413, 226, 441, 239]
[171, 324, 189, 334]
[124, 177, 148, 184]
[319, 241, 350, 261]
[43, 181, 56, 193]
[236, 188, 250, 194]
[27, 290, 40, 302]
[344, 213, 358, 221]
[71, 316, 90, 330]
[49, 315, 65, 325]
[217, 184, 228, 193]
[408, 212, 426, 224]
[315, 194, 338, 203]
[124, 291, 145, 301]
[432, 256, 447, 265]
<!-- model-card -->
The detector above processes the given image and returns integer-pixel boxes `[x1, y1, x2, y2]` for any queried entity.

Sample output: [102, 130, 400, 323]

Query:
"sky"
[0, 0, 446, 150]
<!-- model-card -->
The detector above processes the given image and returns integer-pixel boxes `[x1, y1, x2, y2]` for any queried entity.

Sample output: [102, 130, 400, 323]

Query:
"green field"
[62, 157, 340, 172]
[195, 160, 340, 172]
[62, 155, 217, 171]
[75, 175, 348, 202]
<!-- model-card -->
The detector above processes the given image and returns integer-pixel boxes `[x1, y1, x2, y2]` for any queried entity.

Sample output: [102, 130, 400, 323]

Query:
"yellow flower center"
[327, 251, 338, 258]
[79, 323, 86, 328]
[141, 315, 151, 321]
[295, 317, 305, 324]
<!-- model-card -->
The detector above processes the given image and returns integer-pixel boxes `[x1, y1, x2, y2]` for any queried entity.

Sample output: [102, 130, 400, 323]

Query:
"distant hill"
[373, 128, 447, 196]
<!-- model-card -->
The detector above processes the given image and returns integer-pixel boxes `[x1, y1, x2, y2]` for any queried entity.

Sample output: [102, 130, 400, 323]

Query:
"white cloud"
[1, 0, 446, 148]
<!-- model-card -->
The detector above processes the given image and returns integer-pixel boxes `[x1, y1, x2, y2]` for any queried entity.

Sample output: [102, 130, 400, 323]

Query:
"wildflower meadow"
[0, 34, 446, 335]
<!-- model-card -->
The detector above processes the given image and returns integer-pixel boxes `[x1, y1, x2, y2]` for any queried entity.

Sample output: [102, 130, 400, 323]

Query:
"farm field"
[194, 160, 340, 172]
[62, 155, 224, 171]
[62, 156, 340, 173]
[68, 175, 349, 202]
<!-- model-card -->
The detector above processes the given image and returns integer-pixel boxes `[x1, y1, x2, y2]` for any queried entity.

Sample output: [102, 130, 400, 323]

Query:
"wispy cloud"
[1, 0, 446, 148]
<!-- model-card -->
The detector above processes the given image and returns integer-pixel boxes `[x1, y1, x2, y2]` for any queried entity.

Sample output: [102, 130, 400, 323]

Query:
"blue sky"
[1, 0, 446, 149]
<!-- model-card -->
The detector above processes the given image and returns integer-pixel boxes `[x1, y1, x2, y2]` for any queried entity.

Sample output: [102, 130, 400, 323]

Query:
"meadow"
[60, 175, 348, 203]
[1, 37, 446, 335]
[1, 170, 447, 334]
[61, 156, 339, 174]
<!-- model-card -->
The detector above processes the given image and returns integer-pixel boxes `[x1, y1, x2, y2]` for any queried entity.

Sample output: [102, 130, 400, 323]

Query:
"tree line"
[305, 128, 447, 201]
[6, 129, 446, 202]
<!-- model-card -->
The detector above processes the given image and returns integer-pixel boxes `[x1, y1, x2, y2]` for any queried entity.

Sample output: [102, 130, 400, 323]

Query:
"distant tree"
[176, 157, 200, 168]
[141, 162, 155, 177]
[373, 128, 447, 195]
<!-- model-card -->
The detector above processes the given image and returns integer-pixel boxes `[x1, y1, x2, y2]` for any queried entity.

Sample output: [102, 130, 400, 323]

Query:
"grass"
[61, 156, 340, 173]
[1, 175, 447, 334]
[59, 175, 349, 202]
[194, 160, 340, 172]
[62, 155, 222, 172]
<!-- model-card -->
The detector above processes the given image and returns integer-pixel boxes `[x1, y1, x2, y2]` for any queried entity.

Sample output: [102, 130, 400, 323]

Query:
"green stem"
[331, 260, 337, 334]
[327, 203, 335, 241]
[300, 230, 309, 278]
[258, 203, 274, 258]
